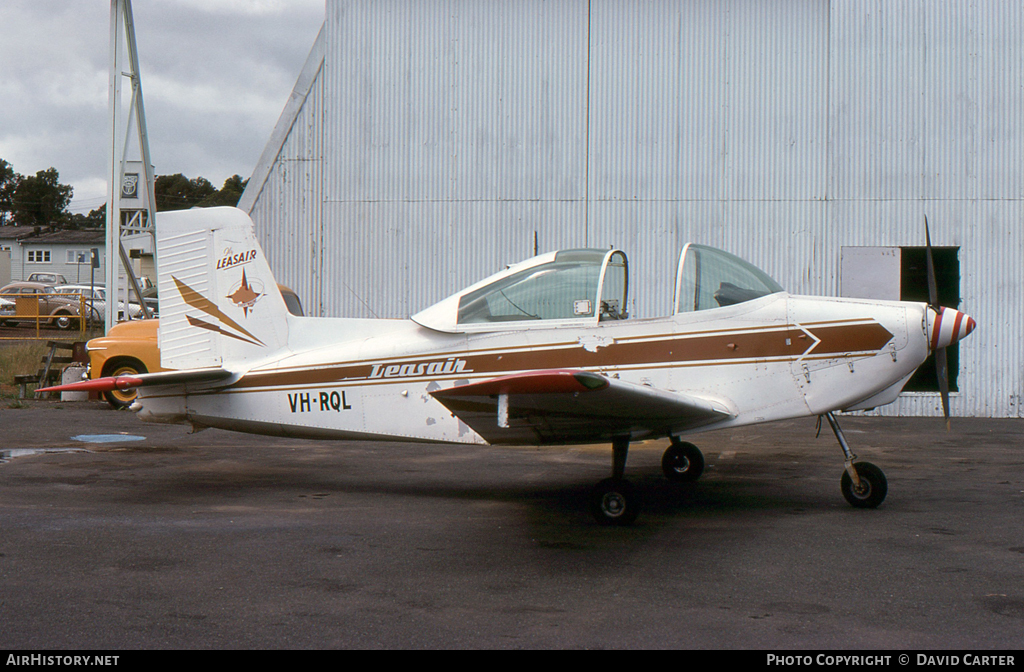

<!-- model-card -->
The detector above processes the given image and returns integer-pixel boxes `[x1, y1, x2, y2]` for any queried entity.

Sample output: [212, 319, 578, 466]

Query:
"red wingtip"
[37, 375, 144, 394]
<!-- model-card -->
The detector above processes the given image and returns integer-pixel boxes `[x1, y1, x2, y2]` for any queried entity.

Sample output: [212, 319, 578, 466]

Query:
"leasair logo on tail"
[172, 275, 266, 347]
[217, 247, 258, 271]
[226, 269, 264, 317]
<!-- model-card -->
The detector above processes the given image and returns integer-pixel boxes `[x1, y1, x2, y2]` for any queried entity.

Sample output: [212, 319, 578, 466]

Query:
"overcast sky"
[1, 0, 325, 215]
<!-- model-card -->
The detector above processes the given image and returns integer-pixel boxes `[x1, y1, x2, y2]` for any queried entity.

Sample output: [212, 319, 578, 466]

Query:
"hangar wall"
[239, 0, 1024, 418]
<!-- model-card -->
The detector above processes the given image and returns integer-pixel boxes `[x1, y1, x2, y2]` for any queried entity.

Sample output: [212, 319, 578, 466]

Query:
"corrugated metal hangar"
[238, 0, 1024, 418]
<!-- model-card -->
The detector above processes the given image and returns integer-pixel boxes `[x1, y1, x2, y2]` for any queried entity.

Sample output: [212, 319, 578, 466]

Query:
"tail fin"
[156, 207, 289, 369]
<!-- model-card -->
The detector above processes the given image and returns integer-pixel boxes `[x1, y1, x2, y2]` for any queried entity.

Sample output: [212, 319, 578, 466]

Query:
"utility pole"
[106, 0, 155, 334]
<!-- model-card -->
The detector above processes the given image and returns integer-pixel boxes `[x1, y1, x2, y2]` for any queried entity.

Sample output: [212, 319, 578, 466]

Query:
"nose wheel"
[840, 461, 888, 508]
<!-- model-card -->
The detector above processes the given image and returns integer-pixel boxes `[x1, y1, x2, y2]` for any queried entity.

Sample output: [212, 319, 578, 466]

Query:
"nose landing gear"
[822, 412, 888, 509]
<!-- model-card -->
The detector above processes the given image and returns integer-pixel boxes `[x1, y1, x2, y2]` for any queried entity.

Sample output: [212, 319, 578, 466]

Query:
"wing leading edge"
[431, 369, 734, 445]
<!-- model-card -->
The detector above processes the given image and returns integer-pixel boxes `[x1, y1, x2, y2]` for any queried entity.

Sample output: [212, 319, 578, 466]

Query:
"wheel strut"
[822, 411, 861, 490]
[611, 436, 629, 480]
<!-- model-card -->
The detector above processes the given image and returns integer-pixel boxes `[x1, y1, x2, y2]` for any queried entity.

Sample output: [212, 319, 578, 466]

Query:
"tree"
[0, 159, 21, 225]
[66, 204, 106, 230]
[154, 173, 248, 210]
[197, 175, 249, 208]
[154, 173, 216, 211]
[11, 167, 73, 227]
[0, 161, 250, 227]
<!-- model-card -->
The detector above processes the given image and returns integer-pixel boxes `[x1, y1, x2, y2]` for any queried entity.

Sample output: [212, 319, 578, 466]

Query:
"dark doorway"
[900, 246, 960, 392]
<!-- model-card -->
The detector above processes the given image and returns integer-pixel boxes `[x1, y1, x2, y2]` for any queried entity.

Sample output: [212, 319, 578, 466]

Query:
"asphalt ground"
[0, 399, 1022, 650]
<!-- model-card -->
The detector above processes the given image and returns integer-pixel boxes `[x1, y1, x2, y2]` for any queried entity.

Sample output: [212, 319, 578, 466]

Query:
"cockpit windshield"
[674, 243, 783, 313]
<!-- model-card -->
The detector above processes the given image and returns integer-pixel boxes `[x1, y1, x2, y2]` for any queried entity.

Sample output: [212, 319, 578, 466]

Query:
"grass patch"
[0, 341, 53, 385]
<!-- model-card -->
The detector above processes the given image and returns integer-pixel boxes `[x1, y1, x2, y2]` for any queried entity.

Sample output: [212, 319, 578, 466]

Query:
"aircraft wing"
[430, 369, 734, 445]
[37, 368, 235, 395]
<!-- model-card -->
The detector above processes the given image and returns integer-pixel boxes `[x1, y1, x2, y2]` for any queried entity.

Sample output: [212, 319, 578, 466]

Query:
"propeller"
[923, 217, 976, 430]
[924, 217, 951, 429]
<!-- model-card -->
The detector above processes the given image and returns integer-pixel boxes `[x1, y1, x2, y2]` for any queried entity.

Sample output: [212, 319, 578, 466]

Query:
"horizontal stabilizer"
[38, 368, 235, 395]
[431, 369, 734, 445]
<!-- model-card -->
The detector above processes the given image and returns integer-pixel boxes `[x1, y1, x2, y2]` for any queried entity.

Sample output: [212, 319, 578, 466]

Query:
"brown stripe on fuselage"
[229, 320, 893, 391]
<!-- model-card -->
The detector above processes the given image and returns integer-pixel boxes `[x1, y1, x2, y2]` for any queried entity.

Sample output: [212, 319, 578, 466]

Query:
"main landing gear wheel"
[590, 478, 640, 526]
[662, 441, 705, 482]
[589, 437, 641, 525]
[840, 461, 888, 509]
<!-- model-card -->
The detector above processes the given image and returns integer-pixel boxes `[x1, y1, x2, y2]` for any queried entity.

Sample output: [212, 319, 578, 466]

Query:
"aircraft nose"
[927, 307, 976, 351]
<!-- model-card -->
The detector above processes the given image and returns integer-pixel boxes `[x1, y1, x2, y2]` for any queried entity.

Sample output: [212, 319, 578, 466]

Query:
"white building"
[239, 0, 1024, 418]
[0, 228, 106, 286]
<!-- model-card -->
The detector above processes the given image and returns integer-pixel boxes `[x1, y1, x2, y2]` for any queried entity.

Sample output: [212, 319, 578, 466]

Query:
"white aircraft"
[45, 207, 976, 525]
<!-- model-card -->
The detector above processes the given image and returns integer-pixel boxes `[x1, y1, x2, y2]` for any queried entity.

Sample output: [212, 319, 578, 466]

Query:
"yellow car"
[87, 286, 303, 408]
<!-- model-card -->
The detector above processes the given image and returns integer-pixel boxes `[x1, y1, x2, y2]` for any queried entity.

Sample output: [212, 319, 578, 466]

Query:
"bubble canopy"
[411, 243, 783, 333]
[412, 249, 628, 333]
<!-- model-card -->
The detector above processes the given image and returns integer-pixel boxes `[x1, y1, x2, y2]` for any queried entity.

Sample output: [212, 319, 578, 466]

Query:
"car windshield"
[674, 244, 783, 313]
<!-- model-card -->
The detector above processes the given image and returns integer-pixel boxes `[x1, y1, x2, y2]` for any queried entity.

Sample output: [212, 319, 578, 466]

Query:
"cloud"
[0, 0, 324, 210]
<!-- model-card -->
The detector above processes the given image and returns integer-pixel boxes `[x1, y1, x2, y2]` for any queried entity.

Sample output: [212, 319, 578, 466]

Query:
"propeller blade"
[925, 216, 951, 430]
[935, 345, 951, 430]
[924, 215, 939, 310]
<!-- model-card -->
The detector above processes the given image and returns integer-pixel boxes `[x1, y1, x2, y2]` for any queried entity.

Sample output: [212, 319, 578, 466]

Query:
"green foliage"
[12, 167, 74, 227]
[1, 158, 248, 227]
[154, 173, 216, 211]
[155, 173, 248, 211]
[66, 204, 106, 230]
[1, 159, 23, 225]
[0, 159, 74, 228]
[197, 175, 248, 208]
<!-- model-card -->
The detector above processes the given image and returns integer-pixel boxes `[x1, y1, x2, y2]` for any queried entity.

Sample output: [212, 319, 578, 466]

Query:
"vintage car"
[0, 296, 15, 321]
[0, 281, 92, 330]
[87, 285, 304, 408]
[26, 272, 68, 285]
[53, 285, 146, 322]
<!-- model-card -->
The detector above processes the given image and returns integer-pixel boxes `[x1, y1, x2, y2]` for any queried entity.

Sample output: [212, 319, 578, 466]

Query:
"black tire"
[54, 312, 78, 331]
[590, 478, 641, 526]
[840, 462, 888, 509]
[102, 358, 147, 409]
[662, 441, 705, 482]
